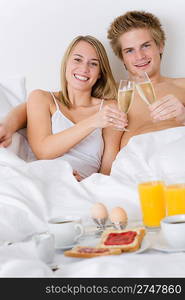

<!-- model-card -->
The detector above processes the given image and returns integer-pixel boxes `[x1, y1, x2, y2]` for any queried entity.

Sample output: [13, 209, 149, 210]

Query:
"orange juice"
[138, 181, 165, 228]
[164, 184, 185, 216]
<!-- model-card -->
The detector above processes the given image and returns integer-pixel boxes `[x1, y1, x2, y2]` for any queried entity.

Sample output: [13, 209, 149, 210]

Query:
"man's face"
[119, 28, 163, 78]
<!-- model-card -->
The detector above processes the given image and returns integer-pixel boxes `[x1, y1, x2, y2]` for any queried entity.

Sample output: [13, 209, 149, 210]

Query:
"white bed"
[1, 78, 185, 277]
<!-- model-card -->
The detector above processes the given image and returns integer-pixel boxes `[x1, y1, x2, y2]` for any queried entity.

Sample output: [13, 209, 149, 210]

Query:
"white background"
[0, 0, 184, 93]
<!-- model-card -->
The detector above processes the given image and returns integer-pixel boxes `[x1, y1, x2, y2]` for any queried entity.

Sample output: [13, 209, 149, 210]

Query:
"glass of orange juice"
[163, 174, 185, 216]
[138, 180, 165, 230]
[164, 184, 185, 216]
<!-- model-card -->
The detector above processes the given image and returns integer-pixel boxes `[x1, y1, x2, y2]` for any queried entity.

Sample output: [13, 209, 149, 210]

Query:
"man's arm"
[0, 102, 27, 147]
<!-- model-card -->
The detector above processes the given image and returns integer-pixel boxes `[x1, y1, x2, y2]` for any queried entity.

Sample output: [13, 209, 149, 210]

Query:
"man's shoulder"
[174, 77, 185, 87]
[164, 77, 185, 88]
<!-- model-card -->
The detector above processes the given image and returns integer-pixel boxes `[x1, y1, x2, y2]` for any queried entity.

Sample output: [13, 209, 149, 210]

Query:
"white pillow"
[0, 88, 12, 119]
[0, 76, 26, 106]
[0, 76, 26, 120]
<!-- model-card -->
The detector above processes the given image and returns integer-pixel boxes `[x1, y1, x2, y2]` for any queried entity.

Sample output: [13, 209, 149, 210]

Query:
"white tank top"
[50, 92, 104, 178]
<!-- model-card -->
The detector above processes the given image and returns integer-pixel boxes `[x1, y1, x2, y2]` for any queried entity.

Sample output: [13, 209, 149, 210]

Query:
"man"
[107, 10, 185, 148]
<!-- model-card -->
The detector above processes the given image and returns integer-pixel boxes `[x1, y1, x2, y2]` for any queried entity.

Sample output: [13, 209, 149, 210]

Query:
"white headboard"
[0, 0, 184, 94]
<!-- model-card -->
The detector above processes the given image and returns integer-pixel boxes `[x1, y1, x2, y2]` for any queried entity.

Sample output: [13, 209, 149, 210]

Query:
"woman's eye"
[143, 44, 150, 48]
[90, 62, 98, 67]
[74, 58, 81, 62]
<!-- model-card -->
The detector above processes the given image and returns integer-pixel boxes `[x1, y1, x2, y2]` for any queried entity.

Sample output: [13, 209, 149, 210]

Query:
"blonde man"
[107, 10, 185, 148]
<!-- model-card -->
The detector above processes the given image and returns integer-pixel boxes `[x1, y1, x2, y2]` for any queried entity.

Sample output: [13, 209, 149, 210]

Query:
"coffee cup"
[160, 214, 185, 249]
[48, 216, 84, 248]
[33, 232, 55, 264]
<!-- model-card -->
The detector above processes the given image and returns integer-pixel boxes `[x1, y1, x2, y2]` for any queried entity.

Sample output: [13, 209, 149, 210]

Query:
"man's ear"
[159, 43, 164, 55]
[123, 63, 127, 71]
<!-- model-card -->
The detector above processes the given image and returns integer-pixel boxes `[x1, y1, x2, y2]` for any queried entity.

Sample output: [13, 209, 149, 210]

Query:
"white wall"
[0, 0, 185, 94]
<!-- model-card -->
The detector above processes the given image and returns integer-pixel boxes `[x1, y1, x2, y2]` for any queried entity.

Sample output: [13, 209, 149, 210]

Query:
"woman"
[0, 35, 127, 179]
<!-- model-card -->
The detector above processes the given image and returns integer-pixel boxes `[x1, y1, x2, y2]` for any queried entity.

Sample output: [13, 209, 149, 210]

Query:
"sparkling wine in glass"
[117, 80, 134, 131]
[136, 72, 156, 105]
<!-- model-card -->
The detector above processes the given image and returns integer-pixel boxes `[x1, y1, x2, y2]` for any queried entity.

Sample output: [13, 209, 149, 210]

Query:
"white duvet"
[0, 126, 185, 277]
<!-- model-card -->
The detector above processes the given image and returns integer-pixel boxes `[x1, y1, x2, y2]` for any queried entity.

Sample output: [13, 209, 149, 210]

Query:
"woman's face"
[65, 40, 101, 92]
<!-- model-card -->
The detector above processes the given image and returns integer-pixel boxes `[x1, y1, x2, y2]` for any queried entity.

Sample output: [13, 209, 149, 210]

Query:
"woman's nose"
[80, 62, 90, 73]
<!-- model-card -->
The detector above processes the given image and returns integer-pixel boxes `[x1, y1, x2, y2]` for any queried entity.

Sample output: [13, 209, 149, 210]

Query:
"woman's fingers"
[106, 106, 125, 119]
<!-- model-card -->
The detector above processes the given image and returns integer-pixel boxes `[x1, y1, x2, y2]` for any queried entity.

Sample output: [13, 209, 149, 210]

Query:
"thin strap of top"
[99, 99, 104, 111]
[50, 92, 104, 113]
[50, 92, 59, 111]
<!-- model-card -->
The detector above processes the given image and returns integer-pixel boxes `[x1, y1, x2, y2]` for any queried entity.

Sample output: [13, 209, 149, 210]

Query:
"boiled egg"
[110, 207, 128, 225]
[91, 202, 108, 220]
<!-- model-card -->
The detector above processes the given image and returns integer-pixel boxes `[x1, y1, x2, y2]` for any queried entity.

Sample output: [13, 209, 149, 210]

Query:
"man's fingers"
[151, 103, 175, 117]
[149, 95, 174, 111]
[156, 111, 177, 120]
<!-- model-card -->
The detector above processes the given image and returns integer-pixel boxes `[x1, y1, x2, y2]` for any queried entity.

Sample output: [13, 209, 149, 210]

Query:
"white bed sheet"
[0, 126, 185, 277]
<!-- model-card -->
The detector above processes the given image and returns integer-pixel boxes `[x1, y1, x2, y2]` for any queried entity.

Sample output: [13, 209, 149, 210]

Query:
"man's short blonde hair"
[107, 10, 166, 59]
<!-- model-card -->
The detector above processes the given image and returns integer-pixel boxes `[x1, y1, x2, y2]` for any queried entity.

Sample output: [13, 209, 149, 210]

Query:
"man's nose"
[135, 49, 146, 60]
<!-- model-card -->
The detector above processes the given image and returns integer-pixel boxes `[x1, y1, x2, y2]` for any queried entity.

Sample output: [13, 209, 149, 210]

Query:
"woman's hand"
[90, 103, 128, 130]
[73, 170, 84, 182]
[149, 94, 185, 124]
[0, 122, 13, 147]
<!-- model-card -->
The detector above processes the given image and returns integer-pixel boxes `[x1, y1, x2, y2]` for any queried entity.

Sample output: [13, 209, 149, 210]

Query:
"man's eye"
[125, 49, 133, 54]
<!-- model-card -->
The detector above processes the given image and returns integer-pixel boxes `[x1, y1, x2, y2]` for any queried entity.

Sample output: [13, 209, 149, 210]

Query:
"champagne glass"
[135, 72, 156, 105]
[117, 79, 135, 131]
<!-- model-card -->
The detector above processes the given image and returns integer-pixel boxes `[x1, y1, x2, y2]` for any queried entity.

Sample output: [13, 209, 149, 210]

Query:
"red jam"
[104, 231, 137, 246]
[78, 247, 109, 254]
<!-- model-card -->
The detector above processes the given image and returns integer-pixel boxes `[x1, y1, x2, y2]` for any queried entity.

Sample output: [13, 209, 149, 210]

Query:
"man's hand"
[149, 94, 185, 124]
[0, 123, 12, 147]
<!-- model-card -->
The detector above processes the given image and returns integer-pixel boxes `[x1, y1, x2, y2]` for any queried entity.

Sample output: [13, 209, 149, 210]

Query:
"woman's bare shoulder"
[27, 89, 53, 105]
[28, 89, 51, 98]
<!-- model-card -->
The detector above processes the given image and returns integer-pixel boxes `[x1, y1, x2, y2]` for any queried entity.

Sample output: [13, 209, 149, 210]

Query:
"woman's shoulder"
[28, 89, 51, 98]
[27, 89, 59, 105]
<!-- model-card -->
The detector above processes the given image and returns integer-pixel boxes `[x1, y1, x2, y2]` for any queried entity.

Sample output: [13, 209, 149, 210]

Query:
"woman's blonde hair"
[107, 10, 166, 60]
[59, 35, 117, 107]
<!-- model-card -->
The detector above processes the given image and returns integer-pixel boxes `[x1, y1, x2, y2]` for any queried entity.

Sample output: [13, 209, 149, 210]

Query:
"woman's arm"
[27, 90, 126, 159]
[0, 103, 27, 147]
[99, 127, 123, 175]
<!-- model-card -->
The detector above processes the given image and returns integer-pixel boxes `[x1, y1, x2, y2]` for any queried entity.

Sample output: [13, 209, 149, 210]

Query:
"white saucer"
[152, 233, 185, 253]
[134, 236, 151, 254]
[55, 243, 77, 250]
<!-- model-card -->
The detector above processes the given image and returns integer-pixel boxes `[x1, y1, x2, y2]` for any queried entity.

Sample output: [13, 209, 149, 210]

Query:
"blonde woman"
[0, 35, 127, 180]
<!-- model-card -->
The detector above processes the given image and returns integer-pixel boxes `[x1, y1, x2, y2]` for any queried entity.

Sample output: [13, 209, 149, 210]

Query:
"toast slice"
[64, 246, 122, 258]
[98, 227, 146, 252]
